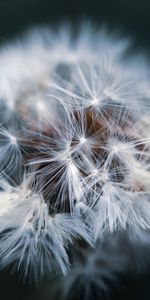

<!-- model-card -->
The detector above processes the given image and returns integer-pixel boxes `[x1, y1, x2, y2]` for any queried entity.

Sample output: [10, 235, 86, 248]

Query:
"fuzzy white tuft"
[0, 23, 150, 286]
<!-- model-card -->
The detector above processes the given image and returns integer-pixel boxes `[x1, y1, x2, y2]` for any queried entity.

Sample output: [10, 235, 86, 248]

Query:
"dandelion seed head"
[0, 23, 150, 285]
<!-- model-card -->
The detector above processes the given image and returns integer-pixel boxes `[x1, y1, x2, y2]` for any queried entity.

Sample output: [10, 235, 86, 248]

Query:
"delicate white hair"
[0, 23, 150, 291]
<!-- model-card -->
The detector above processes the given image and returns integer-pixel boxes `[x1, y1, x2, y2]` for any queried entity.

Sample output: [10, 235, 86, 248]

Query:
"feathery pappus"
[0, 23, 150, 297]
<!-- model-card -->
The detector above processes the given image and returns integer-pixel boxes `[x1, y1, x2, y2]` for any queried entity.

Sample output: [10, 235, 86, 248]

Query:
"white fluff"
[0, 176, 92, 280]
[0, 24, 150, 284]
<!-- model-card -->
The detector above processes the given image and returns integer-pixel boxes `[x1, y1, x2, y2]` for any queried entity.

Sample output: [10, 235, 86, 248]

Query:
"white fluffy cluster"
[0, 24, 150, 288]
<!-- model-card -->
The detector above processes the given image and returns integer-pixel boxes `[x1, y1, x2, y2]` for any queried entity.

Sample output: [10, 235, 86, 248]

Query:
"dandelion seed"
[91, 97, 99, 106]
[79, 136, 87, 145]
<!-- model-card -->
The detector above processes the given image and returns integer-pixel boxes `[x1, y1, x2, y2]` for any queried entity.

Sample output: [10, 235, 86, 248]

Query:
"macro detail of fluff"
[0, 24, 150, 296]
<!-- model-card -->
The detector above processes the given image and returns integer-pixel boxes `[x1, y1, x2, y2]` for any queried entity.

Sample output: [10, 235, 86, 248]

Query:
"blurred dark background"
[0, 0, 150, 299]
[0, 0, 150, 51]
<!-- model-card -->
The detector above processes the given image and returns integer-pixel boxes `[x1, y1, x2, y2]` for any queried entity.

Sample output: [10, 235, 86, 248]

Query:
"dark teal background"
[0, 0, 150, 299]
[0, 0, 149, 51]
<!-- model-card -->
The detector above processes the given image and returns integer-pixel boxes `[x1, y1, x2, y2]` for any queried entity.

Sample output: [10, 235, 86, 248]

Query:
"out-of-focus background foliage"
[0, 0, 150, 299]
